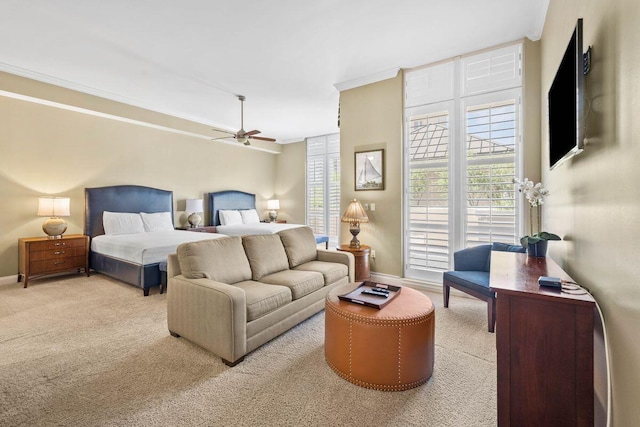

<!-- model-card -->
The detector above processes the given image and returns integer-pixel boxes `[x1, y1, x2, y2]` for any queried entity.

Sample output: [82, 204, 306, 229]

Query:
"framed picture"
[355, 149, 385, 191]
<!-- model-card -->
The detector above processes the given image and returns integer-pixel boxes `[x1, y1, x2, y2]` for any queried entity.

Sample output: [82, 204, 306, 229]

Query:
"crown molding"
[334, 67, 401, 92]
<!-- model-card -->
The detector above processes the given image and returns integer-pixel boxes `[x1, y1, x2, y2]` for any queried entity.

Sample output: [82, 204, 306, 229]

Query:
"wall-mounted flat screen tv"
[548, 18, 584, 170]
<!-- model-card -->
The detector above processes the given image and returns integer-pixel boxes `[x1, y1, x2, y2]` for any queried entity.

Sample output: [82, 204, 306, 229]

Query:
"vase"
[527, 240, 548, 257]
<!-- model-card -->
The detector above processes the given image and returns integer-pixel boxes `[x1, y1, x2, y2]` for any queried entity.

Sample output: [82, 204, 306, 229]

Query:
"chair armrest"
[453, 244, 492, 272]
[167, 275, 247, 363]
[317, 249, 355, 283]
[167, 253, 181, 279]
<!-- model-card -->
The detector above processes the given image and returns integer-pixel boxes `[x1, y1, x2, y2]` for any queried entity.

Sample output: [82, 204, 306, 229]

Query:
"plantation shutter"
[306, 134, 340, 246]
[464, 93, 519, 246]
[404, 43, 522, 282]
[406, 104, 454, 277]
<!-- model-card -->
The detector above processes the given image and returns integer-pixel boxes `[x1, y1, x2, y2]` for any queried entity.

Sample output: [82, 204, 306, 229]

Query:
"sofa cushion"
[177, 236, 252, 284]
[259, 270, 324, 300]
[242, 234, 290, 281]
[277, 226, 318, 268]
[443, 270, 493, 298]
[294, 261, 348, 286]
[233, 280, 292, 321]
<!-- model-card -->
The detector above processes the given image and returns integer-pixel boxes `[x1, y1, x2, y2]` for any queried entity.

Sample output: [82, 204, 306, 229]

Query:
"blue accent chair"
[443, 242, 526, 333]
[314, 234, 329, 249]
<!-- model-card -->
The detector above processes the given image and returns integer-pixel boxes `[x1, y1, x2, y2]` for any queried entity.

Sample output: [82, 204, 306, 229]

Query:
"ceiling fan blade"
[250, 135, 276, 142]
[245, 129, 261, 136]
[213, 128, 237, 136]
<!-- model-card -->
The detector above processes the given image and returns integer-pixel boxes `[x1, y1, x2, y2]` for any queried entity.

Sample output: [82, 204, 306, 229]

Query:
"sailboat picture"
[355, 149, 385, 191]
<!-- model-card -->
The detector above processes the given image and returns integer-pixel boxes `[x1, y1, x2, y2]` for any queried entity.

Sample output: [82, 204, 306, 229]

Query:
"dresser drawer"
[29, 256, 87, 275]
[29, 246, 86, 262]
[29, 238, 85, 252]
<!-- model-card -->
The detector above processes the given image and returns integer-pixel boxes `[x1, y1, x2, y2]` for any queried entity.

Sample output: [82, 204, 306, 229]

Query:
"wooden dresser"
[490, 251, 595, 426]
[18, 234, 90, 288]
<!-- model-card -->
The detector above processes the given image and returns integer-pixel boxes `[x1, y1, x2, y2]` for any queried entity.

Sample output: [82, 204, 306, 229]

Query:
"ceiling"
[0, 0, 549, 143]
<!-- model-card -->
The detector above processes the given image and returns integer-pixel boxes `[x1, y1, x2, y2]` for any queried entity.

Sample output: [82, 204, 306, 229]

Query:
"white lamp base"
[188, 213, 202, 228]
[269, 210, 278, 222]
[42, 217, 67, 239]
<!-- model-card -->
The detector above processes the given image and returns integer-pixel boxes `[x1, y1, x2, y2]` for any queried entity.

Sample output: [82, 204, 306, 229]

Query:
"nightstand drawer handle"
[54, 251, 65, 255]
[54, 242, 66, 247]
[53, 261, 65, 265]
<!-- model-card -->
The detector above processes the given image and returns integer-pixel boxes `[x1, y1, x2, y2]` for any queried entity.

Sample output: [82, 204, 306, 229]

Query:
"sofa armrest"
[167, 276, 247, 364]
[317, 249, 355, 283]
[167, 253, 181, 279]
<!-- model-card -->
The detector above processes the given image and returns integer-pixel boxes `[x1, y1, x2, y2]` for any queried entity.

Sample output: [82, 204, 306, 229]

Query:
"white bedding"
[91, 230, 225, 264]
[215, 223, 304, 236]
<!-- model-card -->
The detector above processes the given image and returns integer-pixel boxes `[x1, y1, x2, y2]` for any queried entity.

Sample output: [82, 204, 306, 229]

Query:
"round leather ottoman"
[325, 284, 435, 391]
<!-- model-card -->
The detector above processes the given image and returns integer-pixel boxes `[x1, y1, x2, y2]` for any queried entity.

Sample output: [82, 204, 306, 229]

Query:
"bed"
[85, 185, 224, 296]
[207, 190, 329, 248]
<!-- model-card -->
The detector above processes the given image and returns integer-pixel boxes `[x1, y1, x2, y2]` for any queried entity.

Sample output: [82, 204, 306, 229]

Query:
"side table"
[337, 244, 371, 281]
[176, 226, 217, 233]
[18, 234, 90, 288]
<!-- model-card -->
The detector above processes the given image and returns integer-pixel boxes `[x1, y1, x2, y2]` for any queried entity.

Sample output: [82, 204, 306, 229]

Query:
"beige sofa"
[166, 226, 354, 366]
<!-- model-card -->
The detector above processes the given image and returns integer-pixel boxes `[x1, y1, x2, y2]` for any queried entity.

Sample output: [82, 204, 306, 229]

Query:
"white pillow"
[219, 210, 243, 226]
[240, 209, 260, 224]
[103, 211, 145, 235]
[140, 212, 174, 232]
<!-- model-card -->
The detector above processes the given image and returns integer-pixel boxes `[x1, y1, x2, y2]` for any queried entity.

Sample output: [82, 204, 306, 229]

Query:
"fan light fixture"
[341, 199, 369, 248]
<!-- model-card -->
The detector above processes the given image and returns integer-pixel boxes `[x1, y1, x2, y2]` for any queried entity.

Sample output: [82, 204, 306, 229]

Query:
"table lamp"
[37, 196, 70, 239]
[185, 199, 204, 228]
[267, 199, 280, 222]
[341, 199, 369, 248]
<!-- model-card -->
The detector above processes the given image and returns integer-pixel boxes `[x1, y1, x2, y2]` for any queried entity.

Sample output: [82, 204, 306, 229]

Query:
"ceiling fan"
[215, 95, 276, 146]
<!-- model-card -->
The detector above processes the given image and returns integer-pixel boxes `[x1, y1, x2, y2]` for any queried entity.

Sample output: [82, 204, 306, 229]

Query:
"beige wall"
[339, 73, 404, 276]
[542, 0, 640, 424]
[0, 74, 280, 277]
[274, 141, 307, 224]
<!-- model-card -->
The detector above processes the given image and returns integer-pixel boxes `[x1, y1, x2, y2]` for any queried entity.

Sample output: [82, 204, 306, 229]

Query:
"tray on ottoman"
[338, 281, 401, 309]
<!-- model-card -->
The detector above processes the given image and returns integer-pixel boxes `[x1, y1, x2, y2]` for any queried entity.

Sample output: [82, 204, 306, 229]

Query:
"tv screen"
[548, 18, 584, 170]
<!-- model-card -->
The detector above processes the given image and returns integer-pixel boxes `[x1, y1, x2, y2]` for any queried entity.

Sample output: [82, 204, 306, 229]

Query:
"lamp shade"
[185, 199, 203, 213]
[341, 199, 369, 224]
[37, 197, 70, 217]
[267, 199, 280, 210]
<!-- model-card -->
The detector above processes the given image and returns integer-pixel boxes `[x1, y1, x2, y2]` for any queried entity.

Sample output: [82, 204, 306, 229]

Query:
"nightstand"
[176, 226, 217, 233]
[337, 244, 371, 281]
[18, 234, 90, 288]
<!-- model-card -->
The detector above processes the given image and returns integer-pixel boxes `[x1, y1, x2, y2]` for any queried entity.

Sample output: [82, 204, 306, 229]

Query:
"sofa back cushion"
[277, 226, 317, 268]
[177, 236, 252, 284]
[242, 234, 290, 281]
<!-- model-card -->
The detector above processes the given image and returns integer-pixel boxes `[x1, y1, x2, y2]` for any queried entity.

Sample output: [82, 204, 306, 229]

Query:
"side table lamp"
[186, 198, 204, 228]
[341, 199, 369, 248]
[38, 196, 70, 239]
[267, 199, 280, 222]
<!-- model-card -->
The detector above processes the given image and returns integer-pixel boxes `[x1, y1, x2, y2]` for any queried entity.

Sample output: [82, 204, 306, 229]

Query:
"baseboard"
[0, 275, 19, 286]
[370, 272, 442, 293]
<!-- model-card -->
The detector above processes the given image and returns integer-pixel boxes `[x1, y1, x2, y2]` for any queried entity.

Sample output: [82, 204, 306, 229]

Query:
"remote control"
[362, 289, 388, 298]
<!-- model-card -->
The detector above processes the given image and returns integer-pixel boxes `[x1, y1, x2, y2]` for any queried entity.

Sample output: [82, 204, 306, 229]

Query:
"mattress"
[91, 230, 225, 264]
[215, 223, 304, 236]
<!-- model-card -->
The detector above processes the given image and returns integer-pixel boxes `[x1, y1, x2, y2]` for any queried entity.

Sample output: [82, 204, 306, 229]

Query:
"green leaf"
[538, 231, 562, 241]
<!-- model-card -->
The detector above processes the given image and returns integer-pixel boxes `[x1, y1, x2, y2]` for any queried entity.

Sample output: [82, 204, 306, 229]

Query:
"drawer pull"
[53, 261, 66, 265]
[54, 251, 66, 255]
[54, 242, 67, 247]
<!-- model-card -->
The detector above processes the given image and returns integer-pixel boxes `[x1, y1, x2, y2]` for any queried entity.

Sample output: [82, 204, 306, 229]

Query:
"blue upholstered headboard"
[85, 185, 174, 238]
[208, 190, 256, 226]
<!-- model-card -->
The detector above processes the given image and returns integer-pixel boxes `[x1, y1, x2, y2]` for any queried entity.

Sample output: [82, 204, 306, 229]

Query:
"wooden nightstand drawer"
[29, 246, 86, 262]
[30, 255, 87, 274]
[29, 238, 85, 252]
[18, 234, 89, 288]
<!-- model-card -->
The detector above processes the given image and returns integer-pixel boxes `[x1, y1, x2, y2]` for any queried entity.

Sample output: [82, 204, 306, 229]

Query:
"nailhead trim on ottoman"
[324, 283, 435, 391]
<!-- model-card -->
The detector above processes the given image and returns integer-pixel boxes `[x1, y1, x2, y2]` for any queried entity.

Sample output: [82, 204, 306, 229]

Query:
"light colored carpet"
[0, 274, 497, 426]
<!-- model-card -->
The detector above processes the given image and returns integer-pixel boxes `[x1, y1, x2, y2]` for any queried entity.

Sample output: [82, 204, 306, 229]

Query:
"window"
[404, 43, 522, 282]
[306, 134, 340, 247]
